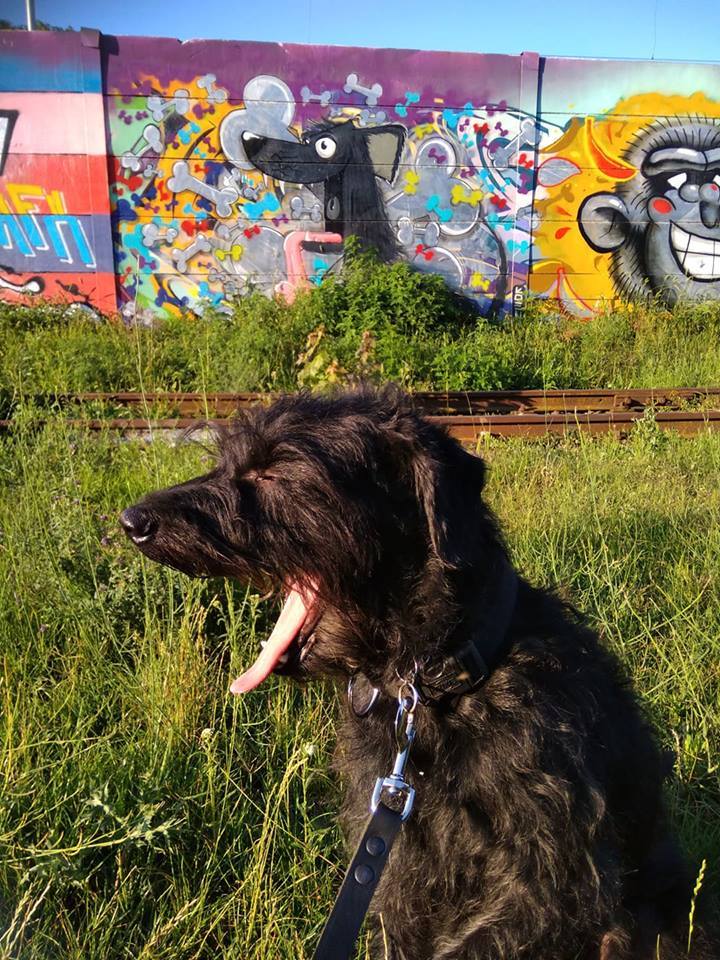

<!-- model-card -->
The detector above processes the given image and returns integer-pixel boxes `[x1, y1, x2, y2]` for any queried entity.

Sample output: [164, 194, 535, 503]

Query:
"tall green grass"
[3, 250, 720, 409]
[0, 418, 718, 957]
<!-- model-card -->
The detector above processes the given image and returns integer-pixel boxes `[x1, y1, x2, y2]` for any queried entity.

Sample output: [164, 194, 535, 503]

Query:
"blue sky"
[4, 0, 720, 63]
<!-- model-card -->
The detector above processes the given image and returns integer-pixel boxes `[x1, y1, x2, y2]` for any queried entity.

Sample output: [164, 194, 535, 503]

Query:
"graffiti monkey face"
[579, 120, 720, 304]
[644, 146, 720, 282]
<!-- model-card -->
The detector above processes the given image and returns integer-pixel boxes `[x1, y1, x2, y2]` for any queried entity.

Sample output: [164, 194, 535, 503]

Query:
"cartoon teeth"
[671, 223, 720, 280]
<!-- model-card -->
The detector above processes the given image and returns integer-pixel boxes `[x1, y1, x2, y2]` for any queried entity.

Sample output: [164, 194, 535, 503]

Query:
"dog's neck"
[355, 556, 520, 710]
[324, 174, 345, 234]
[417, 560, 519, 704]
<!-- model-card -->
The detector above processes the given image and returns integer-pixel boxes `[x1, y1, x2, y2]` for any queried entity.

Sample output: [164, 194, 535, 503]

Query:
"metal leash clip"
[370, 680, 418, 822]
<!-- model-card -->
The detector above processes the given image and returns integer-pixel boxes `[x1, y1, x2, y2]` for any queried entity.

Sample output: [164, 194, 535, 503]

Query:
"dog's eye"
[315, 136, 337, 159]
[667, 172, 687, 190]
[245, 470, 278, 483]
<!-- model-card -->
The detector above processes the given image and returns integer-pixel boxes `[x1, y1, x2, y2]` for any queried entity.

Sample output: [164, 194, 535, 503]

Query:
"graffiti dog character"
[579, 119, 720, 305]
[238, 119, 406, 261]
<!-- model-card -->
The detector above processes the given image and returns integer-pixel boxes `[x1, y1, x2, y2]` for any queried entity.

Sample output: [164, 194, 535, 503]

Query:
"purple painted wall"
[2, 30, 720, 318]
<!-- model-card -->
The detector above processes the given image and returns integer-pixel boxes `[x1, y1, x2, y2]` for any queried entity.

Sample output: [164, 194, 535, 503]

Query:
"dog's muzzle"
[119, 505, 157, 545]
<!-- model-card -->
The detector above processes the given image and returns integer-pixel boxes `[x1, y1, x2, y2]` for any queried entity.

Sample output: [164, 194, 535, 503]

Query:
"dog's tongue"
[230, 585, 313, 694]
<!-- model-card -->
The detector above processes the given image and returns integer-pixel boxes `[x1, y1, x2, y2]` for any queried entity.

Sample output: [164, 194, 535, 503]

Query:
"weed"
[688, 858, 707, 954]
[3, 258, 720, 403]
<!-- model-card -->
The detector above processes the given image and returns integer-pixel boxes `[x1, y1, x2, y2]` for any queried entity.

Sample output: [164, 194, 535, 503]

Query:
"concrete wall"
[0, 30, 116, 310]
[1, 30, 719, 319]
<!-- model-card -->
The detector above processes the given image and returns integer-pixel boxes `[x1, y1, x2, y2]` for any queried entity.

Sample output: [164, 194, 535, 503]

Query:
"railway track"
[29, 386, 720, 416]
[2, 388, 720, 439]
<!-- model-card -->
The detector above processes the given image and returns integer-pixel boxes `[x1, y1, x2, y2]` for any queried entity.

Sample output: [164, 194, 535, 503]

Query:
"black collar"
[416, 560, 519, 705]
[349, 561, 519, 713]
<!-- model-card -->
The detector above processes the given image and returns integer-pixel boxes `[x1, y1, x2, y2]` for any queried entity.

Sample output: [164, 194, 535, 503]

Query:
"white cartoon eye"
[714, 174, 720, 187]
[314, 136, 337, 159]
[667, 172, 687, 189]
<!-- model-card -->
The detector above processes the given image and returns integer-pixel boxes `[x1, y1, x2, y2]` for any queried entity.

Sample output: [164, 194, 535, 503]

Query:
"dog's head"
[120, 389, 503, 691]
[240, 118, 406, 185]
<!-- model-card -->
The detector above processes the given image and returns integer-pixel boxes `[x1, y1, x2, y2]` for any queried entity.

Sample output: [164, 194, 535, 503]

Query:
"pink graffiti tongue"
[230, 584, 315, 694]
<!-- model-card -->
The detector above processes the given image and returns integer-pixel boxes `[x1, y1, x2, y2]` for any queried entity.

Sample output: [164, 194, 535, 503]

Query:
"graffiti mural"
[0, 109, 18, 176]
[3, 29, 720, 318]
[1, 182, 97, 269]
[108, 58, 559, 319]
[532, 92, 720, 314]
[579, 114, 720, 304]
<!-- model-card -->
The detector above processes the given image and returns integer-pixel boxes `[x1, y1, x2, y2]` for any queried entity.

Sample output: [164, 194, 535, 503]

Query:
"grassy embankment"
[0, 258, 719, 957]
[3, 247, 720, 409]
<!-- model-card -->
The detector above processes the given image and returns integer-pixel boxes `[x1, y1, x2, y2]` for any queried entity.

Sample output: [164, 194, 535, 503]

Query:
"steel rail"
[35, 387, 720, 418]
[3, 410, 720, 439]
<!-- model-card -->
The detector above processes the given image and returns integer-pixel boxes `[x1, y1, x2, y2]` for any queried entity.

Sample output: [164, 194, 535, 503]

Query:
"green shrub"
[3, 258, 720, 402]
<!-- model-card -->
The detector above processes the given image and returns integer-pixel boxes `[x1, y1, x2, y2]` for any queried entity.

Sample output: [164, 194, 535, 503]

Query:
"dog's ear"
[387, 413, 488, 568]
[413, 431, 489, 568]
[364, 125, 406, 182]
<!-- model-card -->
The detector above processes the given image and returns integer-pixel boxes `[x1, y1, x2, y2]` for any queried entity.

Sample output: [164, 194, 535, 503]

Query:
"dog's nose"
[119, 506, 157, 542]
[241, 130, 265, 159]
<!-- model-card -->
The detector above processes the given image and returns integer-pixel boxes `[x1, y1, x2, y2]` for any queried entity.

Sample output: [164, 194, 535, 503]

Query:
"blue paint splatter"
[244, 193, 281, 219]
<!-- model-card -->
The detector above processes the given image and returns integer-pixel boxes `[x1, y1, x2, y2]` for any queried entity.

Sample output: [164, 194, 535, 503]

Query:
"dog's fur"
[121, 388, 715, 959]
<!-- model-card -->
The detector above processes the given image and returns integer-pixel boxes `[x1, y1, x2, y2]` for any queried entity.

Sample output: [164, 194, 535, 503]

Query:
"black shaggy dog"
[120, 388, 715, 960]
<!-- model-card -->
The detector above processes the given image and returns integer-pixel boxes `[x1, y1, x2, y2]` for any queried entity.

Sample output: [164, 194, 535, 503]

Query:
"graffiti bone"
[343, 73, 382, 107]
[141, 222, 179, 248]
[290, 196, 323, 222]
[490, 117, 541, 169]
[196, 74, 228, 105]
[300, 85, 333, 108]
[0, 273, 43, 295]
[167, 160, 238, 218]
[120, 124, 163, 171]
[359, 108, 388, 126]
[220, 168, 260, 200]
[396, 218, 441, 248]
[146, 89, 191, 123]
[172, 233, 212, 273]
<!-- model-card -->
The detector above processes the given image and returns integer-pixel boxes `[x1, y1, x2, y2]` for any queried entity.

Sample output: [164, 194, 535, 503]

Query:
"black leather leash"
[313, 684, 417, 960]
[312, 800, 405, 960]
[313, 561, 519, 960]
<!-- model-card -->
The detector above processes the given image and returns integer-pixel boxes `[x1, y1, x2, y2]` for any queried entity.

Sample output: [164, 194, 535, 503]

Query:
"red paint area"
[109, 159, 173, 206]
[555, 227, 571, 240]
[652, 197, 673, 215]
[0, 154, 111, 214]
[0, 271, 117, 312]
[585, 118, 636, 181]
